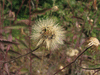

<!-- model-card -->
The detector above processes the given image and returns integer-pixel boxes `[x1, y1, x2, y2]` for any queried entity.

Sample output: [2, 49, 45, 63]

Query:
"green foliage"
[12, 29, 20, 38]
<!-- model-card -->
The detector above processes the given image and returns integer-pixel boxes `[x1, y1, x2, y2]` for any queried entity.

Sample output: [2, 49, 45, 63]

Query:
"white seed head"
[86, 37, 100, 47]
[66, 48, 79, 57]
[31, 18, 66, 50]
[90, 19, 93, 22]
[59, 65, 65, 72]
[52, 6, 59, 11]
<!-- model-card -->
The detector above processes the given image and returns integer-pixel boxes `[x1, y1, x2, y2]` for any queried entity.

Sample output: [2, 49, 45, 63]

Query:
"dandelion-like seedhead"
[31, 18, 66, 50]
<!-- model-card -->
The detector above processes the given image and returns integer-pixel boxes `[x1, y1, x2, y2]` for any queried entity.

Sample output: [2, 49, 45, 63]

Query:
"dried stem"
[13, 0, 25, 24]
[54, 46, 92, 75]
[81, 67, 100, 70]
[5, 45, 40, 63]
[28, 0, 32, 74]
[1, 45, 40, 71]
[93, 69, 100, 75]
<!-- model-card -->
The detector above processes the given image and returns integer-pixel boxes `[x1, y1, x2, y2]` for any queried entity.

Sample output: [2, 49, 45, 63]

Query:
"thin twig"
[93, 69, 100, 75]
[1, 40, 44, 71]
[31, 0, 35, 9]
[5, 46, 40, 63]
[1, 46, 38, 70]
[13, 0, 25, 24]
[54, 46, 92, 75]
[28, 0, 32, 74]
[81, 67, 100, 70]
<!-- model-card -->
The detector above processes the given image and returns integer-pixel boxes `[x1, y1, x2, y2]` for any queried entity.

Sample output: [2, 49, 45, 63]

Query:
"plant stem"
[54, 46, 92, 75]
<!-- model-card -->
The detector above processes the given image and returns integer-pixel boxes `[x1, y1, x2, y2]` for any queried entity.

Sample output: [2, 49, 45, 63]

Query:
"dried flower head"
[84, 37, 100, 51]
[59, 65, 65, 72]
[52, 6, 59, 12]
[86, 37, 100, 47]
[66, 48, 79, 57]
[31, 18, 66, 50]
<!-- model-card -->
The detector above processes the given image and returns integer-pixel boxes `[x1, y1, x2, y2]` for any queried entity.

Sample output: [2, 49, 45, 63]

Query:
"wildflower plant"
[31, 18, 66, 50]
[1, 0, 100, 75]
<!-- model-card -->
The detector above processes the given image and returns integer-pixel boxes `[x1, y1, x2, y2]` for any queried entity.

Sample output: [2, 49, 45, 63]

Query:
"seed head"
[52, 6, 59, 12]
[59, 65, 65, 72]
[86, 37, 100, 47]
[31, 18, 66, 50]
[66, 48, 79, 57]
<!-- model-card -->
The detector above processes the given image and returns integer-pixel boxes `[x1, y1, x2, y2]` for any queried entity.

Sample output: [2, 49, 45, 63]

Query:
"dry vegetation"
[0, 0, 100, 75]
